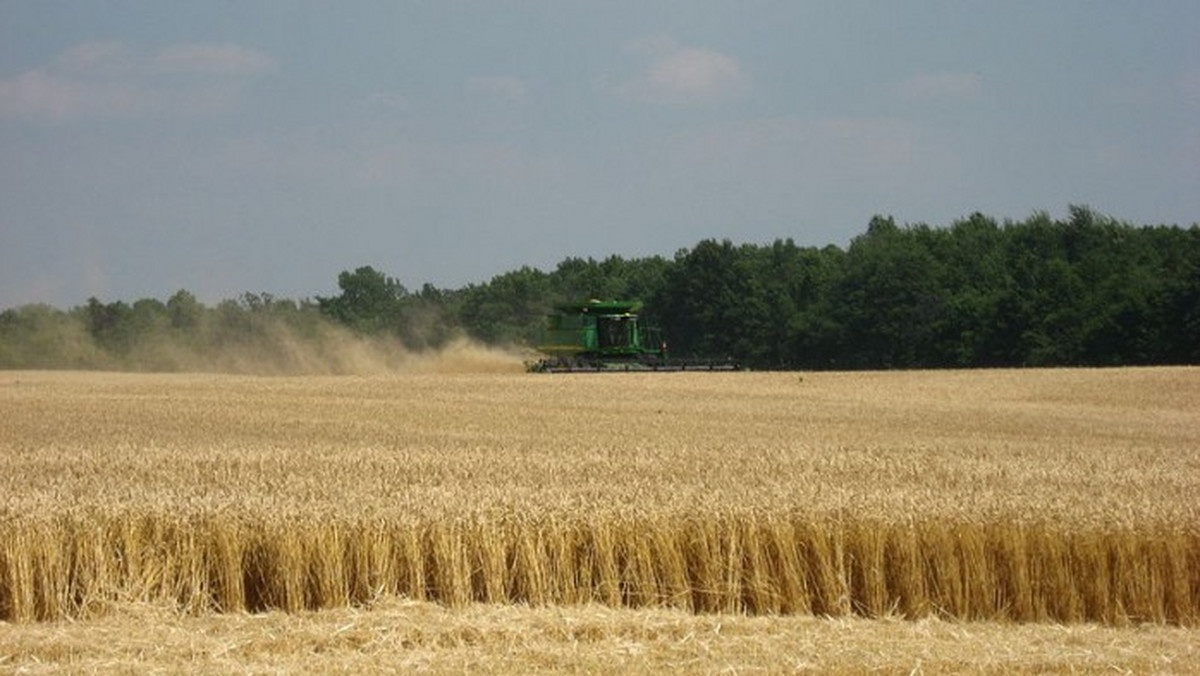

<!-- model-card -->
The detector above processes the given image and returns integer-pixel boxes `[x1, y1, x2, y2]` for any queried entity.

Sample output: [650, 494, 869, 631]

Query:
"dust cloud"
[0, 308, 531, 375]
[125, 326, 532, 376]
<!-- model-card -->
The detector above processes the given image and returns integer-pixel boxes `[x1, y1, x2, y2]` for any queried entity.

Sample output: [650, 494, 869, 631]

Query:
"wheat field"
[1, 365, 1198, 671]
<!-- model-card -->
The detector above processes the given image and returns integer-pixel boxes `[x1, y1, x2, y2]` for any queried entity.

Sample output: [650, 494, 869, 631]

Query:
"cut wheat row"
[2, 512, 1195, 625]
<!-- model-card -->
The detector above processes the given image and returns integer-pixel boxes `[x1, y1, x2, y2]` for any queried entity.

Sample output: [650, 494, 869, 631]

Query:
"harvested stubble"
[5, 599, 1197, 675]
[1, 368, 1198, 625]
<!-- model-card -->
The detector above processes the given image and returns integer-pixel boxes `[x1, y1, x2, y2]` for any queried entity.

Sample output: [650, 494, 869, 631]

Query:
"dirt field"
[1, 367, 1198, 672]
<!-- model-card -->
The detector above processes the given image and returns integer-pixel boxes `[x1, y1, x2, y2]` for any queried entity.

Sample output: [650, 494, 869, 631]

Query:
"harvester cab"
[528, 300, 738, 373]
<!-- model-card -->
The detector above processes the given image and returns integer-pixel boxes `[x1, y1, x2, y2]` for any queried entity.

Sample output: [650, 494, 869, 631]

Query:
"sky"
[2, 1, 1198, 308]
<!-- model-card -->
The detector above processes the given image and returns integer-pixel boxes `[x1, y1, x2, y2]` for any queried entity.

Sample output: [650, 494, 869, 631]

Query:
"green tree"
[457, 266, 552, 345]
[1153, 226, 1200, 363]
[936, 213, 1009, 366]
[0, 304, 104, 368]
[398, 283, 460, 349]
[80, 297, 136, 354]
[166, 290, 204, 331]
[655, 240, 774, 362]
[835, 217, 949, 368]
[318, 266, 409, 335]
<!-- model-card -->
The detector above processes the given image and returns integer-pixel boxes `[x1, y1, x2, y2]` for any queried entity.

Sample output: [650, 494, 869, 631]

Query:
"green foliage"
[167, 289, 202, 330]
[450, 256, 675, 346]
[455, 266, 552, 345]
[317, 266, 409, 335]
[837, 221, 948, 367]
[2, 207, 1197, 371]
[315, 267, 462, 349]
[655, 240, 762, 360]
[1, 291, 348, 372]
[0, 304, 107, 368]
[644, 208, 1198, 369]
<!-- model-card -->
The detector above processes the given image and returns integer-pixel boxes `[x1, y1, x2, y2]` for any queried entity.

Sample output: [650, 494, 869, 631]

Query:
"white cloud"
[0, 41, 275, 120]
[52, 42, 139, 79]
[892, 71, 982, 101]
[647, 49, 746, 100]
[153, 43, 276, 77]
[466, 75, 528, 104]
[0, 69, 88, 118]
[612, 36, 748, 105]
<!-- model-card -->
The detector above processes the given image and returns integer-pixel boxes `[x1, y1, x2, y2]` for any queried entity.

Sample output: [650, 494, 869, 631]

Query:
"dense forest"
[2, 207, 1198, 371]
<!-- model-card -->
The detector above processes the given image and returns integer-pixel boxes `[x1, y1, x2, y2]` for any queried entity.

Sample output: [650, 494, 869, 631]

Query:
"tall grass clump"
[1, 512, 1195, 625]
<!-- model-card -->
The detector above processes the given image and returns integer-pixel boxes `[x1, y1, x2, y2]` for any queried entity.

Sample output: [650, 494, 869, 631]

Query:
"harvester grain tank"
[528, 299, 740, 372]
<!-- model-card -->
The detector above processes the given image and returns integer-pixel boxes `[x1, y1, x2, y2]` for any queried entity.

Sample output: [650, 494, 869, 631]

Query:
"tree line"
[2, 207, 1197, 371]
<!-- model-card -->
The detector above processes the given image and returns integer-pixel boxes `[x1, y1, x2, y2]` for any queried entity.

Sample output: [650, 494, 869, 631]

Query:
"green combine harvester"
[528, 300, 741, 372]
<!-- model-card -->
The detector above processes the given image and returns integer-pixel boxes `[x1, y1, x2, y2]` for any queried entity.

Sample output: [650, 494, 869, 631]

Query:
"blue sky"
[2, 1, 1198, 308]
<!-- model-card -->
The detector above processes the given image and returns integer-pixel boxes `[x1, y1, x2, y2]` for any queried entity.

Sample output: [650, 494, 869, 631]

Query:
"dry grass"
[3, 599, 1197, 675]
[1, 367, 1198, 631]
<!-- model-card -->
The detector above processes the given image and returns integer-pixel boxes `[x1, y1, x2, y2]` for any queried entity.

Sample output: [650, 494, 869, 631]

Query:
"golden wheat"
[4, 513, 1193, 624]
[1, 367, 1197, 625]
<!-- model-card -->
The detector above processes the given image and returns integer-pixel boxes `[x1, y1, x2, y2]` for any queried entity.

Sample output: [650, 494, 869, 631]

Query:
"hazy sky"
[2, 1, 1198, 308]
